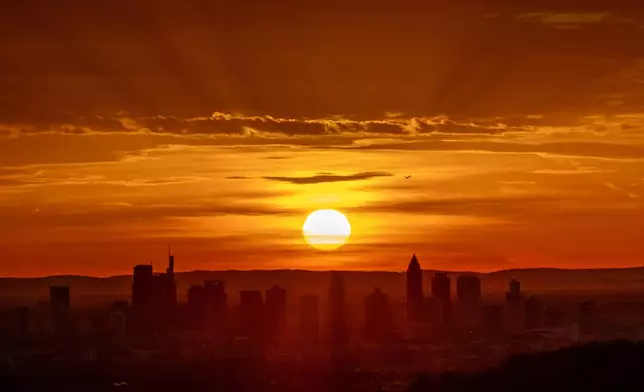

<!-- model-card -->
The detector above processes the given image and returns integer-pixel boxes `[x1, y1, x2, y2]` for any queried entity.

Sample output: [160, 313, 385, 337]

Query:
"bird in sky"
[405, 175, 411, 179]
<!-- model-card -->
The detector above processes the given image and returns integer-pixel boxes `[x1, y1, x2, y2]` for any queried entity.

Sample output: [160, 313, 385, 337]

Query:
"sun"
[302, 209, 352, 251]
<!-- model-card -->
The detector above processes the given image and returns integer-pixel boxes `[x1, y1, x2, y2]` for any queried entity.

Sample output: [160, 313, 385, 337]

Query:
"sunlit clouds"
[2, 1, 644, 275]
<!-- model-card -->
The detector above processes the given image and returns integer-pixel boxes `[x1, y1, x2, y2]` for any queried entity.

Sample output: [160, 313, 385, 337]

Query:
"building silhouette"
[525, 295, 543, 330]
[326, 271, 348, 348]
[505, 279, 523, 333]
[579, 300, 599, 335]
[239, 290, 263, 339]
[110, 300, 128, 336]
[130, 252, 177, 335]
[187, 284, 207, 329]
[204, 280, 228, 334]
[14, 306, 30, 343]
[299, 294, 319, 344]
[406, 254, 423, 324]
[364, 288, 392, 342]
[265, 285, 287, 342]
[456, 274, 482, 330]
[49, 286, 71, 336]
[431, 272, 451, 325]
[482, 304, 504, 338]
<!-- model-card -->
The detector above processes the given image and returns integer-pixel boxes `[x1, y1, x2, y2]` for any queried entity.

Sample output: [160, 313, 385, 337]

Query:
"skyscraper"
[130, 252, 178, 335]
[456, 274, 482, 330]
[525, 295, 543, 330]
[326, 271, 348, 347]
[50, 286, 70, 315]
[431, 272, 451, 325]
[49, 286, 71, 337]
[482, 304, 504, 338]
[265, 285, 287, 341]
[364, 288, 392, 342]
[578, 300, 599, 335]
[406, 254, 423, 323]
[299, 294, 319, 344]
[204, 279, 228, 333]
[14, 306, 30, 342]
[187, 284, 207, 329]
[239, 290, 264, 339]
[504, 279, 523, 333]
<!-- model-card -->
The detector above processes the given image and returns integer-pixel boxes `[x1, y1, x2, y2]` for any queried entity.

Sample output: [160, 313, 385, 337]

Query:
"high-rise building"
[482, 304, 504, 338]
[326, 271, 348, 347]
[364, 288, 392, 342]
[239, 290, 264, 339]
[456, 275, 482, 330]
[50, 286, 70, 315]
[406, 254, 423, 324]
[130, 252, 178, 335]
[579, 300, 599, 335]
[49, 286, 71, 337]
[110, 300, 128, 335]
[504, 279, 523, 334]
[265, 285, 287, 341]
[14, 306, 30, 342]
[431, 272, 451, 325]
[525, 295, 543, 330]
[204, 280, 228, 333]
[187, 284, 207, 329]
[299, 294, 319, 344]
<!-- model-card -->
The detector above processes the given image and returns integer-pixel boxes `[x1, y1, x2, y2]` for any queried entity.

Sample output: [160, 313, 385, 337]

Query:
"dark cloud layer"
[263, 172, 393, 184]
[1, 1, 644, 121]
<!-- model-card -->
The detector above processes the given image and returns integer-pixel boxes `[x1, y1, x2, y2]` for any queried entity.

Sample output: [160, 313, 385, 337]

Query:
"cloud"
[348, 195, 562, 217]
[333, 140, 644, 160]
[226, 176, 250, 180]
[0, 202, 298, 232]
[263, 171, 393, 184]
[517, 12, 611, 26]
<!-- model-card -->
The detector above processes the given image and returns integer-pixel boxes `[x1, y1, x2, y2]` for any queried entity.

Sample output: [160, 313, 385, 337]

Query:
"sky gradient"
[2, 1, 644, 276]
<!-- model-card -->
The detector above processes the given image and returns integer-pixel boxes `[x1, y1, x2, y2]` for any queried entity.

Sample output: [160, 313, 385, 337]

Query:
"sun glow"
[302, 209, 352, 250]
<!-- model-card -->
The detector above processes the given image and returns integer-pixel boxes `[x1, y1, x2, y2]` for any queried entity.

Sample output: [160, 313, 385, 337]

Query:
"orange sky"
[1, 1, 644, 276]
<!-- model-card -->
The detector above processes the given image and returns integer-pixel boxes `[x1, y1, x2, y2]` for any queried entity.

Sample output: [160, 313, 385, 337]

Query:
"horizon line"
[2, 265, 644, 280]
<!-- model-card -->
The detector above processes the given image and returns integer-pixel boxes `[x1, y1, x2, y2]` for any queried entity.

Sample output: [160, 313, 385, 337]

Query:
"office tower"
[14, 306, 30, 342]
[456, 274, 482, 330]
[578, 300, 599, 335]
[131, 264, 155, 334]
[204, 280, 228, 333]
[110, 300, 128, 335]
[239, 290, 264, 339]
[525, 295, 543, 330]
[187, 284, 207, 329]
[49, 286, 71, 337]
[50, 286, 70, 314]
[504, 279, 523, 334]
[406, 254, 423, 323]
[130, 253, 178, 335]
[326, 271, 348, 347]
[431, 272, 451, 325]
[482, 304, 504, 338]
[265, 285, 287, 341]
[545, 306, 563, 327]
[166, 251, 178, 316]
[364, 288, 392, 342]
[299, 294, 319, 344]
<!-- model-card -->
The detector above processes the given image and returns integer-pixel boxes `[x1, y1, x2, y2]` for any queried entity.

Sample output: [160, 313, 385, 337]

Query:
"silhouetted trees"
[407, 340, 644, 392]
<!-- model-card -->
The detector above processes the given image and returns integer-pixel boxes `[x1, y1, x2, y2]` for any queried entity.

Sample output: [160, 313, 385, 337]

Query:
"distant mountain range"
[2, 267, 644, 306]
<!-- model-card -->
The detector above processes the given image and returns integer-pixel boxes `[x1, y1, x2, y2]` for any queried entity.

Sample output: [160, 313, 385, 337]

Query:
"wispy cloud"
[263, 171, 393, 184]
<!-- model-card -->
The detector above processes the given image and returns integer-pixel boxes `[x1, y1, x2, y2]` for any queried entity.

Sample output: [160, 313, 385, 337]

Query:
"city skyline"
[3, 1, 644, 276]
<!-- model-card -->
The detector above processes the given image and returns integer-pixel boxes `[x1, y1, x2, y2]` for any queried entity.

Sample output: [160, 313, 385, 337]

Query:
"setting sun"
[302, 209, 352, 251]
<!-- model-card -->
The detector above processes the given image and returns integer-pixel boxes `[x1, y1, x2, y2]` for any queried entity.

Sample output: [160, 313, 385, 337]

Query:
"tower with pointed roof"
[406, 254, 423, 323]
